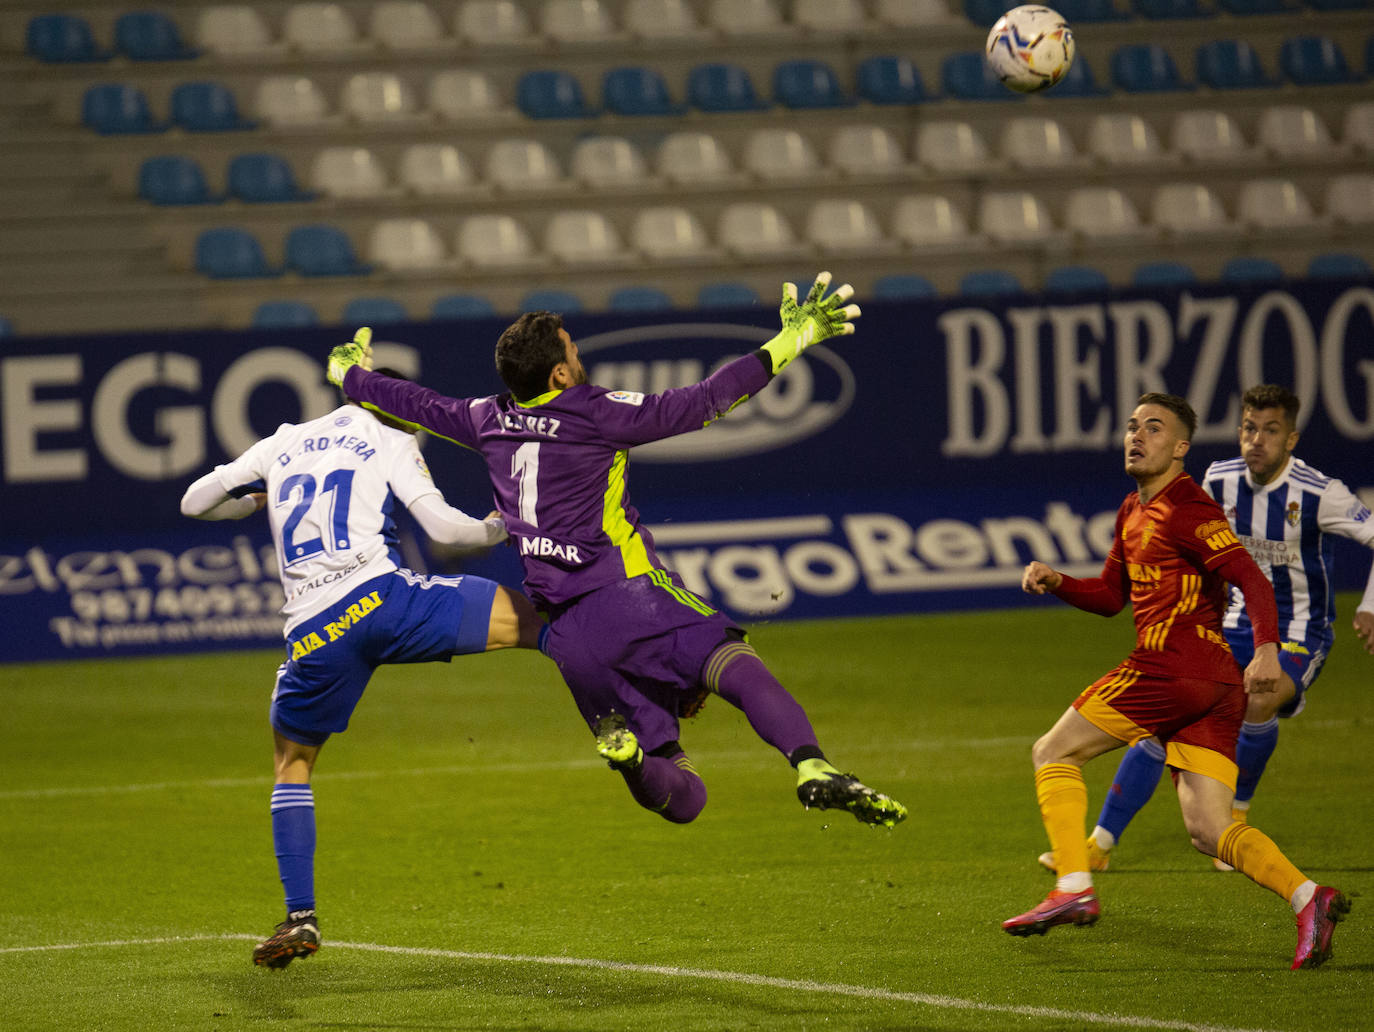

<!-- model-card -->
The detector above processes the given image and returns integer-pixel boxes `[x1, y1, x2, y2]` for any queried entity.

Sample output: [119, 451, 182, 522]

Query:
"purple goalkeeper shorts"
[542, 569, 744, 752]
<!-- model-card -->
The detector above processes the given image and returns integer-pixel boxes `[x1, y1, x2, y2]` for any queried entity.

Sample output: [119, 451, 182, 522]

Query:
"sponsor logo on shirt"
[1195, 519, 1240, 551]
[415, 454, 432, 480]
[606, 390, 645, 406]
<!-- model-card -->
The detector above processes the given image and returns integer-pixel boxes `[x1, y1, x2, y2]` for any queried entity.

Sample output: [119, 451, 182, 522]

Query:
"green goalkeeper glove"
[759, 272, 861, 375]
[326, 326, 373, 387]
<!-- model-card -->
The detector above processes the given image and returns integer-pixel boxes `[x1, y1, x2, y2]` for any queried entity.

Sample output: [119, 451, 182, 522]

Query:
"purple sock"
[619, 750, 707, 824]
[708, 642, 819, 759]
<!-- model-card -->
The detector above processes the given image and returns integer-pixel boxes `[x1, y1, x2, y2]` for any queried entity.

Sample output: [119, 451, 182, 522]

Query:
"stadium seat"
[0, 316, 16, 336]
[139, 156, 221, 205]
[794, 0, 871, 32]
[26, 14, 109, 62]
[1256, 106, 1342, 161]
[519, 288, 583, 313]
[707, 0, 791, 37]
[570, 136, 652, 189]
[1237, 179, 1320, 229]
[1064, 187, 1147, 239]
[115, 11, 199, 60]
[370, 1, 452, 50]
[1111, 44, 1192, 92]
[916, 120, 994, 174]
[82, 84, 165, 134]
[718, 203, 801, 257]
[517, 70, 594, 119]
[1344, 102, 1374, 154]
[805, 198, 895, 253]
[631, 206, 717, 261]
[485, 138, 566, 192]
[171, 81, 257, 132]
[625, 0, 710, 39]
[342, 297, 410, 325]
[1195, 40, 1278, 90]
[697, 281, 762, 307]
[656, 131, 742, 185]
[544, 211, 630, 265]
[283, 2, 368, 52]
[252, 300, 319, 327]
[255, 76, 334, 127]
[1001, 117, 1084, 169]
[1306, 252, 1372, 279]
[1171, 109, 1252, 163]
[602, 66, 684, 116]
[229, 153, 315, 203]
[1133, 0, 1209, 17]
[399, 143, 480, 196]
[195, 227, 279, 278]
[1131, 260, 1197, 286]
[1045, 54, 1109, 97]
[959, 269, 1023, 296]
[608, 286, 674, 312]
[871, 274, 937, 300]
[1304, 0, 1370, 9]
[828, 124, 911, 178]
[285, 225, 370, 277]
[1087, 113, 1170, 166]
[432, 294, 496, 319]
[688, 63, 770, 112]
[429, 70, 510, 121]
[743, 128, 826, 182]
[874, 0, 958, 25]
[1280, 36, 1357, 85]
[1220, 256, 1285, 283]
[368, 217, 450, 271]
[1326, 174, 1374, 223]
[1217, 0, 1291, 13]
[342, 72, 424, 123]
[978, 191, 1057, 244]
[893, 194, 975, 247]
[196, 6, 283, 56]
[312, 147, 392, 199]
[942, 51, 1017, 101]
[456, 214, 544, 268]
[540, 0, 621, 42]
[1044, 265, 1111, 293]
[456, 0, 533, 43]
[773, 59, 852, 108]
[1152, 182, 1234, 233]
[856, 55, 929, 106]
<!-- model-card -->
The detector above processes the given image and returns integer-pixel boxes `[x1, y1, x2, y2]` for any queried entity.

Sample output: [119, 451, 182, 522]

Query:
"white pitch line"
[0, 934, 1290, 1032]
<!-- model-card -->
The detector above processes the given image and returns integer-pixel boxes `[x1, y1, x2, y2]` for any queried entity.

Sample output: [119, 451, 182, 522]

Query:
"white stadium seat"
[456, 214, 546, 268]
[429, 69, 512, 121]
[827, 124, 911, 178]
[540, 0, 622, 42]
[1064, 187, 1148, 239]
[369, 1, 452, 50]
[656, 131, 743, 186]
[979, 191, 1056, 245]
[544, 210, 631, 265]
[368, 217, 451, 271]
[1088, 113, 1170, 167]
[398, 143, 481, 196]
[708, 0, 792, 37]
[718, 202, 802, 257]
[197, 5, 285, 56]
[805, 198, 896, 253]
[283, 2, 369, 52]
[484, 138, 567, 192]
[341, 72, 425, 124]
[893, 194, 976, 248]
[917, 121, 994, 175]
[1001, 117, 1083, 170]
[1237, 179, 1321, 230]
[311, 146, 392, 199]
[742, 128, 826, 182]
[456, 0, 534, 44]
[570, 136, 653, 189]
[623, 0, 710, 40]
[1151, 182, 1234, 234]
[1255, 106, 1342, 162]
[1171, 110, 1252, 164]
[631, 206, 717, 261]
[255, 75, 336, 127]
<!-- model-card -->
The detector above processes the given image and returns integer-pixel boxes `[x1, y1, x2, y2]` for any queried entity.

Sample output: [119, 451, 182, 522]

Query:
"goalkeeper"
[327, 273, 907, 828]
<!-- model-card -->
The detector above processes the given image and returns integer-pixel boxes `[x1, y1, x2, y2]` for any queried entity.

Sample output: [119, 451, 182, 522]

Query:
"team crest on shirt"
[606, 390, 645, 406]
[335, 415, 352, 427]
[1286, 500, 1302, 527]
[1139, 519, 1155, 550]
[414, 454, 433, 480]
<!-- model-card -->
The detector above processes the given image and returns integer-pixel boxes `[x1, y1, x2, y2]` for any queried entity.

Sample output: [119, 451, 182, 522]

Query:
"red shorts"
[1073, 663, 1243, 788]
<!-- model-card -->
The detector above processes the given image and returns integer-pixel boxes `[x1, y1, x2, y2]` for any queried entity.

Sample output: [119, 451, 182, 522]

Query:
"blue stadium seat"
[1280, 36, 1358, 85]
[1044, 265, 1111, 294]
[1132, 260, 1197, 287]
[602, 66, 684, 116]
[0, 316, 13, 336]
[1305, 252, 1372, 279]
[171, 81, 256, 131]
[1133, 0, 1210, 16]
[942, 51, 1020, 101]
[138, 155, 221, 205]
[1220, 256, 1285, 284]
[959, 269, 1023, 296]
[1045, 55, 1109, 97]
[516, 70, 594, 119]
[82, 84, 165, 134]
[432, 294, 496, 319]
[342, 297, 409, 325]
[857, 56, 928, 105]
[1196, 40, 1278, 89]
[252, 300, 319, 327]
[773, 59, 853, 109]
[195, 227, 279, 278]
[687, 63, 769, 112]
[228, 153, 313, 203]
[872, 274, 937, 300]
[519, 288, 583, 313]
[26, 14, 109, 62]
[1217, 0, 1291, 12]
[696, 281, 762, 308]
[608, 286, 674, 312]
[285, 225, 370, 277]
[114, 11, 198, 60]
[1111, 44, 1192, 92]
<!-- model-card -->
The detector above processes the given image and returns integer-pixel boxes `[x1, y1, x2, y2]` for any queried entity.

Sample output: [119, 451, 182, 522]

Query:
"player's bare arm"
[1022, 561, 1063, 595]
[1353, 610, 1374, 655]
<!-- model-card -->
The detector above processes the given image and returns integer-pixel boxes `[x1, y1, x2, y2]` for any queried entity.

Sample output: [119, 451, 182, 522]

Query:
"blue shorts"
[271, 570, 498, 746]
[1225, 627, 1329, 718]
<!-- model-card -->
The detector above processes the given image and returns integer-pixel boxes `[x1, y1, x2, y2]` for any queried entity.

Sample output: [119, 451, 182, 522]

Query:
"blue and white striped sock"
[270, 784, 316, 913]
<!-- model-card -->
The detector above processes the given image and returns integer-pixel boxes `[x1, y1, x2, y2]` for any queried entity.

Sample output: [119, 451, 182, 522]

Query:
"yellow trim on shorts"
[1075, 688, 1152, 745]
[1165, 741, 1237, 791]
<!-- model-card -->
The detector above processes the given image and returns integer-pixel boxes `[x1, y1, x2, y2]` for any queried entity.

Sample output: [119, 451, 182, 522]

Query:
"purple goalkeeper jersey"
[342, 353, 772, 609]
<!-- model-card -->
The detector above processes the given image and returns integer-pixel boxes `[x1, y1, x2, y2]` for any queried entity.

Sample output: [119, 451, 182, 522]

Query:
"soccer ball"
[985, 5, 1075, 94]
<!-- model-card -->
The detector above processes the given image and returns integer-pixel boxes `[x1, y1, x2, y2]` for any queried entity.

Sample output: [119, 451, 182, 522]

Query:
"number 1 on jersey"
[512, 441, 540, 528]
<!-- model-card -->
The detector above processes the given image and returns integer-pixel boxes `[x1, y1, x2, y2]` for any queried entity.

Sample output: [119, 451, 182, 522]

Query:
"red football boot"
[1003, 889, 1100, 936]
[1292, 886, 1350, 970]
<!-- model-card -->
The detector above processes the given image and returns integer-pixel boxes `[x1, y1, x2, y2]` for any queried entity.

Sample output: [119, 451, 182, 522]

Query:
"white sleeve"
[409, 494, 507, 547]
[1318, 479, 1374, 614]
[180, 469, 261, 521]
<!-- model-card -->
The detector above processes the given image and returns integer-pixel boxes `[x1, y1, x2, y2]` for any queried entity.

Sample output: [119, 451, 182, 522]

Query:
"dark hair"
[1242, 383, 1299, 423]
[1136, 392, 1197, 440]
[495, 311, 566, 402]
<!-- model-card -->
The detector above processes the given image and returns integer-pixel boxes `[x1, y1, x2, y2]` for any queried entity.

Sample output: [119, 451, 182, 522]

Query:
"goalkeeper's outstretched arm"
[758, 271, 861, 376]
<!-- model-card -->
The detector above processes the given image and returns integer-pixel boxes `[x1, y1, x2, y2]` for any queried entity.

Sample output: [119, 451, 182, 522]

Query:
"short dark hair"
[1242, 384, 1299, 423]
[1136, 392, 1197, 440]
[495, 311, 566, 402]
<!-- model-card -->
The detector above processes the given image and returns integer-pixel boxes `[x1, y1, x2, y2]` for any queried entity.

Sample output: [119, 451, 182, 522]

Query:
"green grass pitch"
[2, 596, 1369, 1031]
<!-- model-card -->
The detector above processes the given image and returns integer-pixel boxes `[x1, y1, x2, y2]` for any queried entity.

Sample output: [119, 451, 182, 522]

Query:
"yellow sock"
[1035, 763, 1089, 878]
[1216, 821, 1306, 902]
